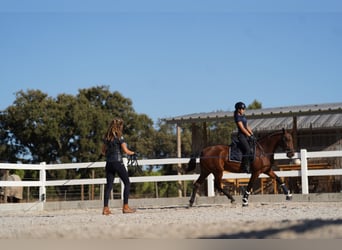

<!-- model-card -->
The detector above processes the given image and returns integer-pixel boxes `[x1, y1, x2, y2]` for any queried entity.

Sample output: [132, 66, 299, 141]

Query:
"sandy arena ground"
[1, 201, 342, 239]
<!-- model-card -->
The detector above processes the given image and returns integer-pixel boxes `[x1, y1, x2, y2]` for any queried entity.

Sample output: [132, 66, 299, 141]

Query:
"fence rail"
[1, 149, 342, 202]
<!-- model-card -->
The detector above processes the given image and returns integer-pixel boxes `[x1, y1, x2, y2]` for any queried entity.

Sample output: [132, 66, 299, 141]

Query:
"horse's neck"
[258, 134, 281, 155]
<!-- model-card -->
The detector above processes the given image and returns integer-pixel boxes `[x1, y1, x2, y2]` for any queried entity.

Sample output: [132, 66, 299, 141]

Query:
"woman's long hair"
[104, 118, 124, 141]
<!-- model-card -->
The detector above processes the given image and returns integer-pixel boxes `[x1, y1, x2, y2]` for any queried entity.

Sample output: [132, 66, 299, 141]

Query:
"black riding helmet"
[235, 102, 246, 110]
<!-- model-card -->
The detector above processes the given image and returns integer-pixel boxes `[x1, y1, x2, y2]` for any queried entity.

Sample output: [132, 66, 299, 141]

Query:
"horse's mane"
[257, 129, 286, 142]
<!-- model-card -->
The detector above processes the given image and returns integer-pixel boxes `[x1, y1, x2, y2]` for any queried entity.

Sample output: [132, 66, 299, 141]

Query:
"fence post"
[39, 162, 46, 202]
[300, 149, 309, 194]
[207, 174, 215, 197]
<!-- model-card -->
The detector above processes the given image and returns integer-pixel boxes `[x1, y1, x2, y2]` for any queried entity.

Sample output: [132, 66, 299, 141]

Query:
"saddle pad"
[229, 142, 242, 162]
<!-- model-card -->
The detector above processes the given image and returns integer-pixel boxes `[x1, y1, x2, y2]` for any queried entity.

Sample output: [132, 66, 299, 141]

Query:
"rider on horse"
[234, 102, 256, 173]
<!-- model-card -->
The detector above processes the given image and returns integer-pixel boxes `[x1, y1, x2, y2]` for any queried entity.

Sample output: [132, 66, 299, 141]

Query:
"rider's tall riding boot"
[241, 156, 250, 173]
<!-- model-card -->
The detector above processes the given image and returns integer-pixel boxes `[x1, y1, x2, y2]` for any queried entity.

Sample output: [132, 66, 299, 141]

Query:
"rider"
[234, 102, 256, 173]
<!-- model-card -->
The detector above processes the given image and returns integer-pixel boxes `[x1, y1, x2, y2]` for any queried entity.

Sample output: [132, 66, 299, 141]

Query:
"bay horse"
[186, 128, 295, 207]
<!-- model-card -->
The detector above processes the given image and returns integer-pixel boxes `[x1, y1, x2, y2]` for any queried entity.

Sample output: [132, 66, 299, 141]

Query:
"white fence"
[1, 149, 342, 202]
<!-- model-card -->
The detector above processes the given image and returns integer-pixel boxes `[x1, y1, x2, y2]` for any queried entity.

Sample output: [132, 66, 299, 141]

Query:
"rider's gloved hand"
[131, 152, 138, 160]
[249, 134, 257, 143]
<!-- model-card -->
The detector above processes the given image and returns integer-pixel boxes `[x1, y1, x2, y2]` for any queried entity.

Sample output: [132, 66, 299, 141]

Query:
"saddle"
[228, 138, 256, 163]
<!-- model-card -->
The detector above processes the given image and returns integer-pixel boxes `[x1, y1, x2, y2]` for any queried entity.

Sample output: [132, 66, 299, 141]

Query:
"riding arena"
[1, 103, 342, 239]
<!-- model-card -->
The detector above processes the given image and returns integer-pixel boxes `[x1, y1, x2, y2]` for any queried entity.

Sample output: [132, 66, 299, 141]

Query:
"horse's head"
[281, 128, 295, 158]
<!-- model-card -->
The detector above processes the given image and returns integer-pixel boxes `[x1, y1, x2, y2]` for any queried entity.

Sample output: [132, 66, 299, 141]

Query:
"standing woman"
[101, 117, 136, 215]
[234, 102, 256, 173]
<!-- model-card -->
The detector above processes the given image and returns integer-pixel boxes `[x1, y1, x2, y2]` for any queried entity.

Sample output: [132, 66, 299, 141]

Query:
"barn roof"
[248, 113, 342, 132]
[163, 102, 342, 132]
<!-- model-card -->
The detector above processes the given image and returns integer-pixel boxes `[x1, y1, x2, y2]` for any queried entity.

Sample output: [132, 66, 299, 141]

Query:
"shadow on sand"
[200, 218, 342, 239]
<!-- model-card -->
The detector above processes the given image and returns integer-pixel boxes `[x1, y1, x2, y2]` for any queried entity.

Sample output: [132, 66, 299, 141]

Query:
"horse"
[0, 170, 23, 203]
[186, 128, 295, 207]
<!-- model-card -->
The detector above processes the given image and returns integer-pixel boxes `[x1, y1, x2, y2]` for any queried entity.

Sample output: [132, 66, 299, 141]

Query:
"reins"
[127, 154, 143, 175]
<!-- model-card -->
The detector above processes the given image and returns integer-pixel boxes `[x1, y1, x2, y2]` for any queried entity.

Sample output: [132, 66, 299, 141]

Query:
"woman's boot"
[122, 204, 136, 213]
[102, 206, 112, 215]
[240, 156, 250, 173]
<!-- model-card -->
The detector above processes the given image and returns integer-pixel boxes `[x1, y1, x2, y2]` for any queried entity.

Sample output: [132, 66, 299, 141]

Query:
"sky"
[1, 0, 342, 125]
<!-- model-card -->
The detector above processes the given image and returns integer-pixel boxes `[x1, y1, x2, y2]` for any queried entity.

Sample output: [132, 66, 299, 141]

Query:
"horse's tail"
[186, 153, 201, 173]
[186, 157, 197, 173]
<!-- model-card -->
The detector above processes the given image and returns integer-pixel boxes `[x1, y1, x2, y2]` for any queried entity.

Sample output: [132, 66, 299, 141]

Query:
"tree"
[248, 99, 262, 110]
[1, 89, 63, 163]
[0, 86, 162, 199]
[207, 120, 236, 146]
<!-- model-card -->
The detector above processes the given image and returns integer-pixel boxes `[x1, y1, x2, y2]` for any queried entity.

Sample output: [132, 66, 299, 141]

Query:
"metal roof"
[163, 102, 342, 131]
[249, 113, 342, 132]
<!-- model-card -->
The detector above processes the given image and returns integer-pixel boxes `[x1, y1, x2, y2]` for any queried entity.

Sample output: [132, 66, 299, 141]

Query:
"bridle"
[281, 133, 294, 156]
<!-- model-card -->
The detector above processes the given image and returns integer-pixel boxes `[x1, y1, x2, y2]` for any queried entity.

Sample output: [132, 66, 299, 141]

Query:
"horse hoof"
[286, 195, 292, 201]
[242, 197, 249, 206]
[286, 192, 292, 201]
[230, 199, 236, 204]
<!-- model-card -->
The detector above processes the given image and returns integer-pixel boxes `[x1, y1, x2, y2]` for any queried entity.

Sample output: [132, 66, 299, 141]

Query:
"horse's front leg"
[267, 169, 292, 200]
[242, 173, 258, 207]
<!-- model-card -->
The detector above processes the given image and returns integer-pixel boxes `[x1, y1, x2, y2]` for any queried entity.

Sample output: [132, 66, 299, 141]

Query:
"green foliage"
[207, 120, 236, 146]
[130, 171, 161, 198]
[248, 99, 262, 110]
[0, 86, 158, 164]
[0, 86, 187, 199]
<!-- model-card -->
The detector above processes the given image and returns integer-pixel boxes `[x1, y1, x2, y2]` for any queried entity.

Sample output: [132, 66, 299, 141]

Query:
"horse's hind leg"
[267, 170, 292, 200]
[214, 173, 235, 204]
[189, 182, 200, 207]
[189, 172, 209, 207]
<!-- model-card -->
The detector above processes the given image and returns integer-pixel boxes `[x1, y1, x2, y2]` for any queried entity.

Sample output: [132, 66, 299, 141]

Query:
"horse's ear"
[282, 128, 285, 134]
